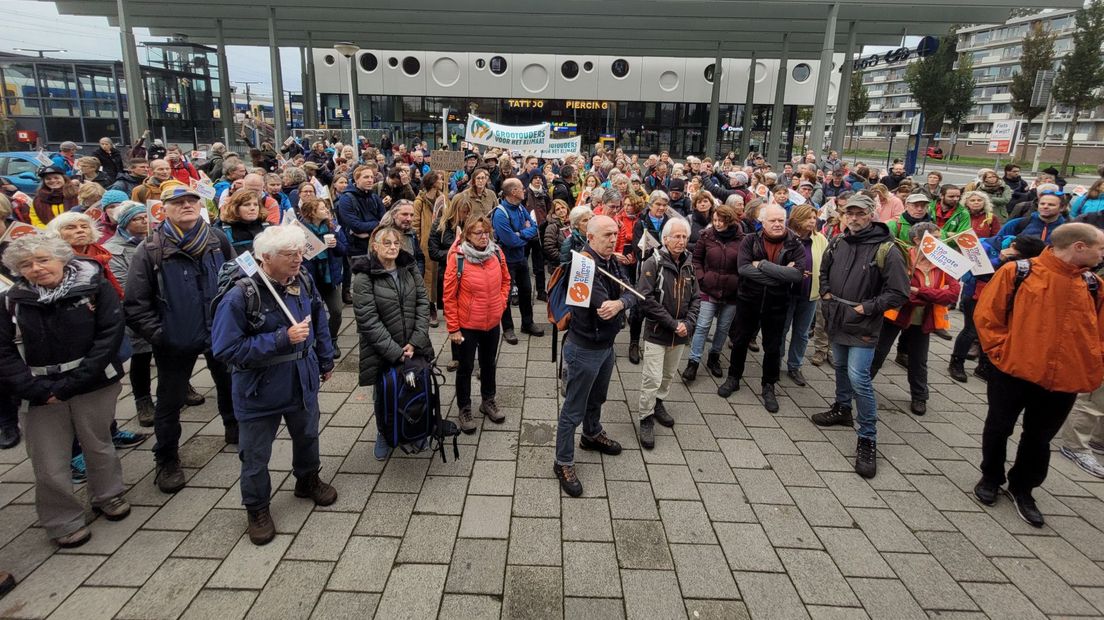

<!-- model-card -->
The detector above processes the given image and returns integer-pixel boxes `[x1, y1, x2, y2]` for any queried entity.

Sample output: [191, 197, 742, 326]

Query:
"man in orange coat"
[974, 222, 1104, 527]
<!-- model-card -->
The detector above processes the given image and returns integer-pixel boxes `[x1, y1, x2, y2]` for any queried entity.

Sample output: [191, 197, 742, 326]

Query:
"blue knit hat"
[114, 201, 148, 230]
[102, 189, 129, 207]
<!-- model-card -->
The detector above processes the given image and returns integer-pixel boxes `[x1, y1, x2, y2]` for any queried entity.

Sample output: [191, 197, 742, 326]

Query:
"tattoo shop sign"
[465, 114, 550, 152]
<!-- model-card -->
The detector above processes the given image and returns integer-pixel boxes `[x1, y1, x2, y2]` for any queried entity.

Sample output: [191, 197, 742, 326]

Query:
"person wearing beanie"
[811, 193, 910, 479]
[97, 189, 132, 243]
[668, 177, 689, 216]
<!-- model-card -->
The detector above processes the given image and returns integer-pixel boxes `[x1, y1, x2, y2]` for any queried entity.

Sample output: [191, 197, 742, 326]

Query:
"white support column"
[768, 34, 790, 163]
[216, 19, 235, 146]
[740, 51, 757, 158]
[808, 2, 840, 160]
[116, 0, 148, 144]
[830, 21, 858, 155]
[268, 7, 286, 146]
[705, 42, 724, 159]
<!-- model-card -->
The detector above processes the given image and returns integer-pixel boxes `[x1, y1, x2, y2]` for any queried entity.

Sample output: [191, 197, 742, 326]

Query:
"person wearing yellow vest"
[869, 222, 961, 416]
[20, 165, 78, 229]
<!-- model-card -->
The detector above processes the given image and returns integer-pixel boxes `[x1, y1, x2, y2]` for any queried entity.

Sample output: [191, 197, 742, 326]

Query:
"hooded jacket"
[351, 251, 433, 386]
[109, 172, 145, 196]
[637, 247, 700, 346]
[336, 185, 387, 256]
[551, 177, 574, 206]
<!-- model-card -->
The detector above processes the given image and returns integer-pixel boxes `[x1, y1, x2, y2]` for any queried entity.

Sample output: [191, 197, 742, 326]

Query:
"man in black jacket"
[811, 194, 910, 478]
[109, 158, 149, 196]
[554, 215, 635, 497]
[552, 165, 576, 206]
[718, 205, 807, 413]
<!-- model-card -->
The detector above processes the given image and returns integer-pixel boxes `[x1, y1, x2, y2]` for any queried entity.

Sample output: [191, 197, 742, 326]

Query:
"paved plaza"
[2, 305, 1104, 619]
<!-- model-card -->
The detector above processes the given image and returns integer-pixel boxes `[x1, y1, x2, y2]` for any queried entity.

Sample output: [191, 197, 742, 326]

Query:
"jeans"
[830, 343, 878, 440]
[952, 297, 977, 359]
[780, 297, 818, 372]
[728, 295, 789, 385]
[318, 281, 344, 345]
[456, 326, 501, 409]
[871, 323, 931, 401]
[689, 300, 737, 363]
[152, 349, 235, 464]
[556, 340, 615, 466]
[638, 342, 685, 419]
[981, 367, 1077, 493]
[238, 405, 320, 510]
[501, 261, 534, 331]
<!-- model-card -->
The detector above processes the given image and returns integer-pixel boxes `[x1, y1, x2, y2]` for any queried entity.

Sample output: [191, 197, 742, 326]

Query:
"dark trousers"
[981, 367, 1078, 494]
[728, 295, 789, 386]
[131, 351, 153, 399]
[871, 323, 931, 402]
[0, 395, 18, 430]
[952, 297, 979, 359]
[456, 326, 501, 409]
[501, 261, 534, 331]
[152, 349, 234, 464]
[318, 281, 344, 345]
[238, 405, 320, 510]
[528, 241, 546, 294]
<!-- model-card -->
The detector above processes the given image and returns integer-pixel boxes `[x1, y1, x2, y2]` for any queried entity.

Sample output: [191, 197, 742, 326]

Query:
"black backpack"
[1006, 258, 1100, 320]
[209, 261, 315, 333]
[375, 355, 460, 462]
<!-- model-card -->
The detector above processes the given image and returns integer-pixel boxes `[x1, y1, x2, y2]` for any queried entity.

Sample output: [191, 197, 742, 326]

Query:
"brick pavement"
[2, 306, 1104, 619]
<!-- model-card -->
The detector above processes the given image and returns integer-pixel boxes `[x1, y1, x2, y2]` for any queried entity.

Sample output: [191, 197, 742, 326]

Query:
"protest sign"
[0, 221, 38, 244]
[919, 232, 972, 279]
[950, 229, 994, 276]
[637, 230, 660, 255]
[465, 114, 550, 152]
[430, 149, 465, 174]
[35, 150, 52, 167]
[788, 189, 806, 205]
[287, 218, 328, 260]
[235, 251, 301, 325]
[146, 200, 165, 234]
[541, 136, 581, 159]
[566, 250, 596, 308]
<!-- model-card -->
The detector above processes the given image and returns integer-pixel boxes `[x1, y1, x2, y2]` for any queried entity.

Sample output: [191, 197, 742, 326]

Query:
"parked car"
[925, 145, 944, 160]
[0, 151, 53, 195]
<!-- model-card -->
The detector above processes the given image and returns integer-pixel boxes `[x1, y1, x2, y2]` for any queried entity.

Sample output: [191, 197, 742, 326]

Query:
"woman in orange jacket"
[870, 222, 961, 416]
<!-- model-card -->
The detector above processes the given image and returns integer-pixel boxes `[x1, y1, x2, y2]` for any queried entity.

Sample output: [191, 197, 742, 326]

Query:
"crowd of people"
[1, 131, 1103, 558]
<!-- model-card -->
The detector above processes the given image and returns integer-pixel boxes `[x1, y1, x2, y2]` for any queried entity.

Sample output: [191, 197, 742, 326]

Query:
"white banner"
[919, 232, 972, 280]
[950, 229, 994, 276]
[565, 250, 596, 308]
[464, 114, 550, 152]
[541, 136, 581, 159]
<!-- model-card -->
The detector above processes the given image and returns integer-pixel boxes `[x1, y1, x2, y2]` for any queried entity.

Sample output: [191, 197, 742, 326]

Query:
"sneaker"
[628, 342, 641, 365]
[155, 459, 186, 493]
[502, 329, 519, 345]
[762, 383, 779, 413]
[185, 384, 206, 407]
[909, 400, 927, 416]
[787, 368, 807, 387]
[948, 357, 968, 383]
[480, 398, 505, 424]
[855, 437, 877, 479]
[0, 425, 21, 450]
[553, 463, 583, 497]
[1009, 490, 1045, 527]
[973, 479, 1000, 506]
[112, 428, 148, 448]
[717, 376, 740, 398]
[811, 403, 854, 427]
[93, 495, 131, 521]
[579, 431, 622, 456]
[224, 421, 239, 445]
[1060, 446, 1104, 479]
[70, 454, 87, 484]
[681, 360, 699, 383]
[706, 352, 724, 378]
[747, 339, 759, 353]
[1089, 440, 1104, 456]
[638, 416, 656, 450]
[247, 507, 277, 545]
[135, 396, 155, 427]
[447, 360, 460, 372]
[933, 329, 953, 341]
[54, 526, 91, 549]
[0, 570, 14, 597]
[520, 324, 545, 338]
[809, 350, 827, 367]
[294, 470, 338, 506]
[652, 399, 674, 427]
[374, 432, 391, 461]
[457, 406, 477, 434]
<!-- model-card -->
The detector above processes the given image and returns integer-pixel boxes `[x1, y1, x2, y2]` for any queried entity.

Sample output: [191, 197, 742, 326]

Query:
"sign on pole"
[987, 120, 1019, 155]
[565, 250, 596, 308]
[430, 149, 465, 174]
[540, 136, 582, 159]
[950, 229, 994, 276]
[918, 232, 972, 279]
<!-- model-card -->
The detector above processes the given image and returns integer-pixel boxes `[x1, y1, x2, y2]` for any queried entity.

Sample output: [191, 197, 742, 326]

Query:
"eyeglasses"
[469, 231, 491, 238]
[375, 239, 402, 248]
[277, 250, 304, 259]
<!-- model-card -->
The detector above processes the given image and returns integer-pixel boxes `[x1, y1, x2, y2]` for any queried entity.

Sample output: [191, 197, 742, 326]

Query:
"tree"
[847, 70, 871, 151]
[1010, 23, 1056, 163]
[1053, 0, 1104, 176]
[944, 56, 977, 160]
[904, 34, 960, 148]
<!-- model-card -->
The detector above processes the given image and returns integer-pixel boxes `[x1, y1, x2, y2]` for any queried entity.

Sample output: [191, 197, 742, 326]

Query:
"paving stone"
[286, 511, 358, 561]
[684, 450, 737, 483]
[647, 463, 701, 500]
[685, 599, 751, 619]
[117, 558, 220, 620]
[438, 594, 501, 619]
[607, 480, 660, 520]
[413, 475, 467, 516]
[814, 527, 895, 578]
[992, 557, 1098, 616]
[789, 487, 853, 527]
[508, 517, 562, 566]
[715, 522, 783, 572]
[180, 589, 257, 620]
[245, 560, 333, 620]
[561, 497, 613, 541]
[143, 486, 224, 530]
[735, 571, 809, 620]
[396, 514, 460, 563]
[718, 439, 770, 469]
[847, 508, 924, 553]
[1047, 515, 1104, 562]
[734, 468, 794, 504]
[753, 503, 822, 549]
[563, 542, 622, 597]
[318, 472, 377, 513]
[0, 528, 55, 582]
[766, 453, 824, 487]
[267, 490, 316, 533]
[658, 500, 717, 544]
[698, 481, 757, 522]
[459, 495, 512, 538]
[57, 505, 156, 556]
[1018, 534, 1104, 586]
[173, 508, 246, 558]
[820, 472, 886, 508]
[354, 492, 417, 536]
[308, 592, 379, 620]
[882, 552, 977, 611]
[797, 441, 854, 472]
[468, 459, 516, 495]
[0, 554, 105, 619]
[208, 532, 293, 588]
[502, 565, 563, 620]
[960, 582, 1046, 619]
[88, 530, 186, 587]
[476, 430, 519, 460]
[374, 456, 431, 493]
[944, 511, 1032, 557]
[613, 519, 673, 569]
[779, 548, 859, 607]
[621, 570, 688, 620]
[914, 531, 1005, 583]
[328, 536, 400, 592]
[846, 578, 926, 620]
[602, 449, 649, 481]
[566, 597, 628, 619]
[49, 586, 137, 620]
[671, 544, 739, 599]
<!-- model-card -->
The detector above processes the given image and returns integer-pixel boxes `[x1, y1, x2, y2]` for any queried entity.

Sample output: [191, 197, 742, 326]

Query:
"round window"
[359, 53, 378, 73]
[402, 56, 421, 76]
[388, 57, 398, 68]
[323, 54, 336, 67]
[561, 60, 579, 80]
[792, 63, 812, 83]
[704, 63, 716, 83]
[583, 61, 594, 72]
[611, 58, 630, 78]
[475, 58, 486, 69]
[490, 56, 508, 75]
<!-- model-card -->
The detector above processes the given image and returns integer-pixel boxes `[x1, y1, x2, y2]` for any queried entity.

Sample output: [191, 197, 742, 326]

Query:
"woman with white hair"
[962, 190, 1001, 238]
[0, 234, 132, 548]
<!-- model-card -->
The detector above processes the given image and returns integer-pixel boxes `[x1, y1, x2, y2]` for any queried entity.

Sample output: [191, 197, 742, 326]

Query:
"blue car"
[0, 151, 54, 195]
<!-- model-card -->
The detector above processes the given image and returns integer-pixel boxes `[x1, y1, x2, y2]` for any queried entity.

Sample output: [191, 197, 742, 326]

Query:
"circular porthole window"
[704, 63, 716, 83]
[402, 56, 421, 76]
[359, 53, 377, 73]
[792, 63, 812, 83]
[490, 55, 508, 75]
[583, 61, 594, 72]
[611, 58, 630, 78]
[323, 54, 336, 67]
[475, 58, 486, 70]
[561, 60, 579, 80]
[388, 57, 398, 68]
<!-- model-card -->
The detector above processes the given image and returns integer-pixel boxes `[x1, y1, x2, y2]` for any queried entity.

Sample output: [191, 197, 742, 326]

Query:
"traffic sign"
[987, 120, 1019, 154]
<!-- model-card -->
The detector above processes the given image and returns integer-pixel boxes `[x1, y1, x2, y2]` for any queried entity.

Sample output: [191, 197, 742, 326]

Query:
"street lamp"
[334, 42, 360, 141]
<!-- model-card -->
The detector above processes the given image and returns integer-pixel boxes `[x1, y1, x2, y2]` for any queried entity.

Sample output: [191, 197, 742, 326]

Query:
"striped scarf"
[160, 219, 212, 260]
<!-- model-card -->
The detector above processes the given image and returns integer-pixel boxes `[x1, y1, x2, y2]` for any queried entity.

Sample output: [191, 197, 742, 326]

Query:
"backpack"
[1005, 258, 1100, 320]
[545, 250, 594, 331]
[453, 248, 505, 299]
[375, 355, 460, 462]
[827, 236, 909, 276]
[209, 261, 315, 333]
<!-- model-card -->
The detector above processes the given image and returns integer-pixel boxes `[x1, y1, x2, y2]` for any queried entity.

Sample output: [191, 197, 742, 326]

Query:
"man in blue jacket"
[994, 187, 1067, 249]
[492, 178, 545, 344]
[337, 164, 386, 257]
[212, 225, 336, 546]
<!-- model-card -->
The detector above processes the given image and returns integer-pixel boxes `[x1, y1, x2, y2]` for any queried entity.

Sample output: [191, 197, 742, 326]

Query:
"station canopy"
[44, 0, 1080, 57]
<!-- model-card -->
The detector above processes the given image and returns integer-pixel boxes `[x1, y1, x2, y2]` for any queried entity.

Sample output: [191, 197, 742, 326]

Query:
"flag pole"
[593, 264, 646, 300]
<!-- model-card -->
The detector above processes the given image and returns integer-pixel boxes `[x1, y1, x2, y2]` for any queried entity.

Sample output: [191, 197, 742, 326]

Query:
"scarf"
[31, 187, 76, 226]
[461, 239, 499, 265]
[902, 211, 931, 225]
[982, 178, 1004, 194]
[32, 259, 92, 304]
[529, 185, 547, 198]
[715, 225, 739, 241]
[161, 218, 212, 260]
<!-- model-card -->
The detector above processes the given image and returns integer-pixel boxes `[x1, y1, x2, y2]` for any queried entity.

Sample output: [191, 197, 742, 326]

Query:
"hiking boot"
[762, 383, 780, 413]
[247, 507, 277, 545]
[706, 351, 724, 378]
[135, 396, 155, 427]
[681, 360, 699, 383]
[638, 416, 656, 450]
[155, 459, 186, 494]
[0, 570, 14, 597]
[628, 342, 641, 365]
[185, 384, 205, 406]
[966, 342, 980, 361]
[503, 329, 519, 345]
[747, 339, 760, 353]
[811, 403, 854, 427]
[70, 454, 87, 484]
[787, 368, 807, 387]
[521, 324, 545, 337]
[294, 470, 338, 506]
[910, 400, 927, 416]
[717, 376, 740, 398]
[973, 362, 991, 382]
[652, 399, 674, 427]
[855, 437, 877, 479]
[893, 352, 909, 368]
[536, 291, 548, 302]
[933, 328, 952, 341]
[554, 463, 583, 497]
[93, 495, 131, 521]
[113, 428, 148, 448]
[0, 425, 21, 450]
[1009, 491, 1045, 527]
[974, 479, 1000, 505]
[429, 308, 439, 328]
[447, 360, 460, 372]
[480, 398, 505, 424]
[948, 357, 968, 383]
[1060, 446, 1104, 479]
[510, 289, 519, 306]
[332, 343, 342, 359]
[809, 350, 827, 367]
[54, 526, 91, 549]
[579, 431, 622, 456]
[224, 421, 239, 445]
[457, 406, 477, 434]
